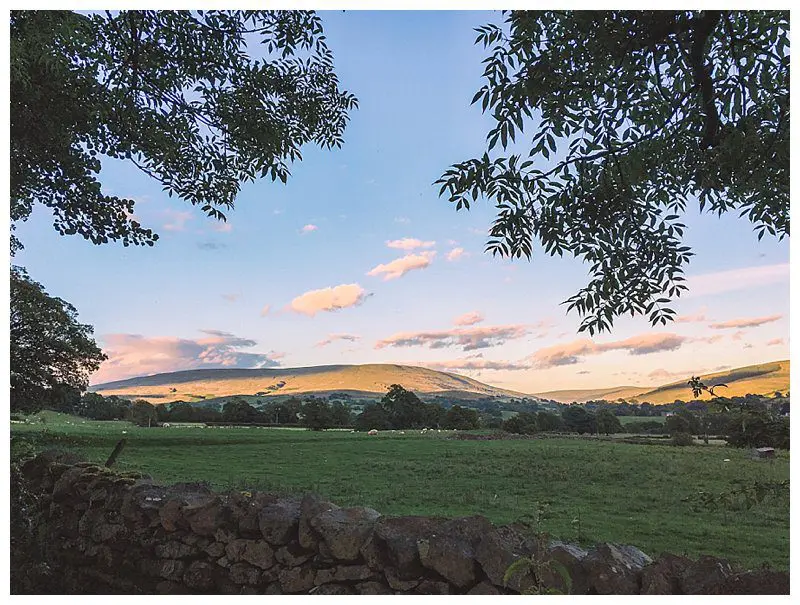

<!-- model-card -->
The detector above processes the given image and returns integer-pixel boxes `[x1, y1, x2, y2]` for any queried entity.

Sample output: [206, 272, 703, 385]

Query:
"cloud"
[221, 293, 239, 303]
[394, 217, 411, 224]
[531, 332, 689, 368]
[446, 247, 466, 261]
[675, 309, 707, 323]
[453, 311, 484, 326]
[708, 314, 782, 329]
[367, 251, 435, 281]
[376, 324, 529, 352]
[213, 222, 233, 233]
[684, 263, 789, 298]
[766, 338, 785, 346]
[93, 330, 282, 384]
[301, 224, 318, 234]
[260, 304, 271, 317]
[198, 241, 227, 250]
[162, 210, 193, 232]
[386, 238, 435, 251]
[316, 333, 361, 348]
[421, 353, 531, 372]
[288, 283, 369, 316]
[731, 330, 746, 341]
[576, 370, 591, 375]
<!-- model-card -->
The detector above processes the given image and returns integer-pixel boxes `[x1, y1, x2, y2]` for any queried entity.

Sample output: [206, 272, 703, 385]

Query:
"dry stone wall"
[11, 452, 788, 595]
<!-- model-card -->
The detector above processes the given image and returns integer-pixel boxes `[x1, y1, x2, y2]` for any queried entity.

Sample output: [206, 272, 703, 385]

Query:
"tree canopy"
[10, 10, 357, 253]
[10, 266, 107, 412]
[437, 10, 789, 334]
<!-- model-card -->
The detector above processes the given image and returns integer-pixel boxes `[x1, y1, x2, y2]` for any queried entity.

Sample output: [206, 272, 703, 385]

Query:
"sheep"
[368, 429, 378, 436]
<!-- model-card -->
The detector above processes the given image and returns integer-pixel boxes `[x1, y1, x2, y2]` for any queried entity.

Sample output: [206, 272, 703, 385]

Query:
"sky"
[11, 10, 791, 394]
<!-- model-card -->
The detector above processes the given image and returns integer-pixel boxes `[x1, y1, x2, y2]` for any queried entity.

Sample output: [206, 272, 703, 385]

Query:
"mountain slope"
[91, 364, 529, 404]
[535, 360, 790, 404]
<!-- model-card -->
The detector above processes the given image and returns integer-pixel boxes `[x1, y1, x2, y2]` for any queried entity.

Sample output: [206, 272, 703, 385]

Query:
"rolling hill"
[90, 364, 530, 404]
[535, 360, 790, 404]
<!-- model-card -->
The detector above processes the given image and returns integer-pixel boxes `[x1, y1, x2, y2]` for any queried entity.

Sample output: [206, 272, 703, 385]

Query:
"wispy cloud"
[675, 308, 708, 323]
[446, 247, 466, 262]
[288, 283, 369, 316]
[93, 330, 282, 384]
[394, 217, 411, 224]
[453, 311, 484, 326]
[532, 333, 689, 368]
[162, 210, 193, 232]
[221, 293, 240, 303]
[367, 251, 435, 281]
[260, 304, 271, 317]
[684, 263, 789, 298]
[198, 241, 227, 251]
[300, 224, 318, 234]
[708, 314, 782, 329]
[766, 338, 786, 346]
[376, 324, 529, 352]
[214, 222, 233, 233]
[421, 353, 530, 372]
[386, 237, 435, 251]
[316, 333, 361, 348]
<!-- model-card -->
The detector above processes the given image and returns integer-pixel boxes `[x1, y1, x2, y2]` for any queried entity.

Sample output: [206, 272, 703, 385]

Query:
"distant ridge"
[535, 360, 790, 404]
[91, 363, 530, 404]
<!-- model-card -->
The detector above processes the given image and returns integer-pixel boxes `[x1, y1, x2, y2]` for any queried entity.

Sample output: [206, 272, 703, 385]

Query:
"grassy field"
[617, 415, 666, 425]
[11, 411, 789, 570]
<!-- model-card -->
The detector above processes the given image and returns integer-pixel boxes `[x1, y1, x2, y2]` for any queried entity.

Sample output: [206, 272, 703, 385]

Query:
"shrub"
[671, 432, 694, 446]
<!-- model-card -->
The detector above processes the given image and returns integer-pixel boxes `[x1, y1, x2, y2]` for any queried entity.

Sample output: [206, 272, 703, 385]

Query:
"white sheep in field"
[368, 429, 378, 436]
[399, 431, 405, 435]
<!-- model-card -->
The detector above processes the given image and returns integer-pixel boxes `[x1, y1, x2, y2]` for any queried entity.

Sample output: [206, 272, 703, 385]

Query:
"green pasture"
[11, 411, 789, 570]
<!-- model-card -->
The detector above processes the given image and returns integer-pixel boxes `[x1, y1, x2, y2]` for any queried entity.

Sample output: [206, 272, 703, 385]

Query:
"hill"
[534, 360, 790, 404]
[91, 364, 530, 404]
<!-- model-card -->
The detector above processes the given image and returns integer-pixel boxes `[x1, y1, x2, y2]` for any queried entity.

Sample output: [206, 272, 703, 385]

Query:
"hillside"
[534, 360, 790, 404]
[91, 364, 529, 404]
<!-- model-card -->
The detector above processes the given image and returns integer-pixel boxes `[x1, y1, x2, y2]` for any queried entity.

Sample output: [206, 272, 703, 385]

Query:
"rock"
[231, 492, 278, 537]
[476, 525, 539, 589]
[384, 567, 420, 591]
[224, 538, 248, 562]
[312, 583, 355, 595]
[415, 579, 451, 594]
[229, 562, 261, 585]
[298, 494, 339, 551]
[275, 543, 313, 567]
[258, 498, 301, 545]
[263, 582, 283, 594]
[543, 541, 589, 595]
[641, 553, 693, 595]
[185, 497, 226, 536]
[279, 566, 316, 593]
[678, 555, 734, 594]
[711, 570, 790, 595]
[155, 540, 198, 559]
[204, 541, 225, 558]
[159, 499, 184, 532]
[468, 581, 502, 595]
[183, 561, 217, 591]
[158, 559, 186, 582]
[156, 580, 186, 594]
[309, 506, 381, 561]
[355, 581, 393, 595]
[241, 541, 274, 570]
[372, 516, 446, 578]
[584, 543, 652, 595]
[418, 534, 479, 589]
[314, 568, 336, 586]
[334, 564, 375, 582]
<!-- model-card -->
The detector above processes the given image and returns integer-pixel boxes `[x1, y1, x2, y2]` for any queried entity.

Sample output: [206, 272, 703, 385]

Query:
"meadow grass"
[12, 411, 789, 570]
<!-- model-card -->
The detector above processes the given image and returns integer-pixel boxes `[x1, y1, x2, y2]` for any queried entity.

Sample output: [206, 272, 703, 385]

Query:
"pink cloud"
[708, 314, 782, 329]
[316, 333, 361, 347]
[260, 304, 271, 317]
[453, 311, 484, 326]
[446, 247, 466, 261]
[301, 224, 318, 234]
[766, 338, 785, 346]
[531, 332, 689, 368]
[288, 283, 369, 316]
[92, 330, 282, 384]
[386, 237, 435, 250]
[675, 309, 708, 323]
[367, 251, 435, 281]
[221, 293, 239, 303]
[376, 324, 528, 351]
[214, 222, 233, 233]
[731, 330, 746, 341]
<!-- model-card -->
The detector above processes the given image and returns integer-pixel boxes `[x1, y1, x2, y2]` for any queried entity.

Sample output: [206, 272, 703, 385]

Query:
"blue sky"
[12, 11, 790, 393]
